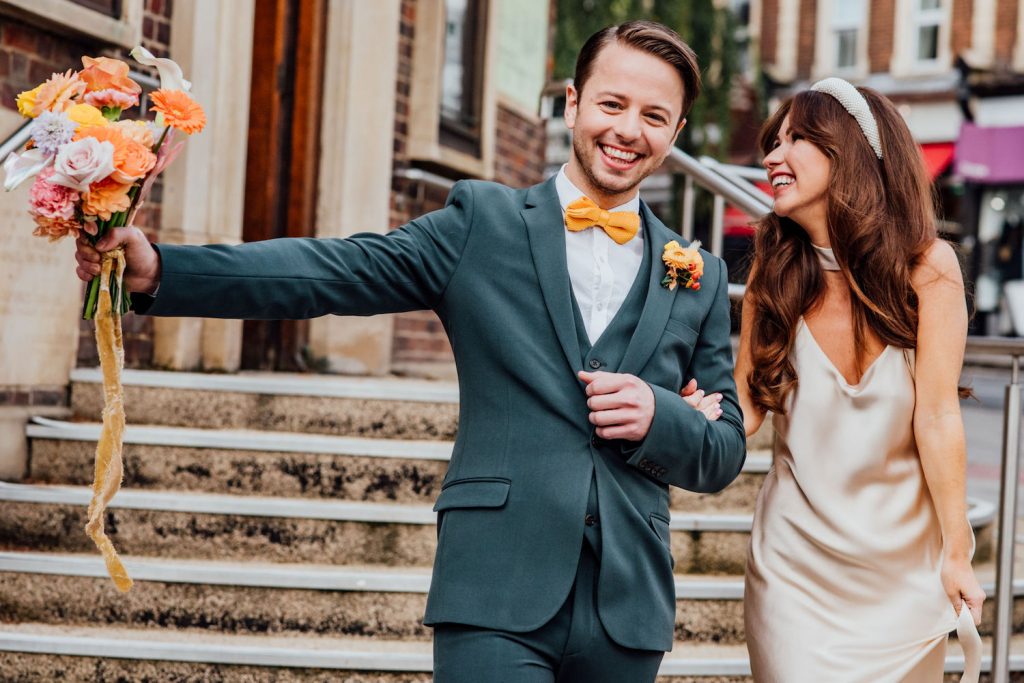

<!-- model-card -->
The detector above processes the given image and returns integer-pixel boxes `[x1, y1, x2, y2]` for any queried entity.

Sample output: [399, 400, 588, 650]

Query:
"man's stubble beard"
[571, 134, 646, 201]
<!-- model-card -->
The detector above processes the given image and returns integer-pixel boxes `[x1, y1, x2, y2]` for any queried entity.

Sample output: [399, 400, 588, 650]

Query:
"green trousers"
[432, 497, 665, 682]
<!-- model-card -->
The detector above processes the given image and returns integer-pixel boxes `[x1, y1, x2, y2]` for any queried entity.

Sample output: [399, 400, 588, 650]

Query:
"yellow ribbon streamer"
[85, 248, 133, 593]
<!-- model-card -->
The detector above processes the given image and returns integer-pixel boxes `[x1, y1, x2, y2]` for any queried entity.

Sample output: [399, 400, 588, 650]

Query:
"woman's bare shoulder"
[911, 239, 963, 294]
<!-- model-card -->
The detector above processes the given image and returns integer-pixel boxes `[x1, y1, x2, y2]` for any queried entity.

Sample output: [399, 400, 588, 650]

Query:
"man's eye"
[601, 101, 622, 109]
[646, 114, 667, 124]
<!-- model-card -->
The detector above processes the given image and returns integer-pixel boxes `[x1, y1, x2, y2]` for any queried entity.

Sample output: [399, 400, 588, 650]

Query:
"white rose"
[49, 137, 115, 192]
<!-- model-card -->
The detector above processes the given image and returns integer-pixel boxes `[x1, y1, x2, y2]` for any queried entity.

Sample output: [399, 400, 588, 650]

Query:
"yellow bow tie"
[564, 196, 640, 245]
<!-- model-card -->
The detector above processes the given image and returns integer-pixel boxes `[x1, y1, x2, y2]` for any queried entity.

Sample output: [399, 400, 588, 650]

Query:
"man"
[76, 20, 745, 683]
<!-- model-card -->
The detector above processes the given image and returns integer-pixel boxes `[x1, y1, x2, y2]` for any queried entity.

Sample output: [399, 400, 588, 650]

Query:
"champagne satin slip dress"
[744, 315, 962, 682]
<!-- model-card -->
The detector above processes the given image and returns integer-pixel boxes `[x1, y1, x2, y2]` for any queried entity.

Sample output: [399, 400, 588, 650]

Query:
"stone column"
[153, 0, 255, 371]
[308, 0, 402, 375]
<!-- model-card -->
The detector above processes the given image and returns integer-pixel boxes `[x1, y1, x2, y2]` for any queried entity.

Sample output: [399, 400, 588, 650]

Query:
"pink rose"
[49, 136, 115, 192]
[29, 167, 79, 220]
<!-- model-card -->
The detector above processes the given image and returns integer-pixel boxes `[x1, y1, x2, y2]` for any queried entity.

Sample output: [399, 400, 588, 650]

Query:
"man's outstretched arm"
[74, 181, 477, 320]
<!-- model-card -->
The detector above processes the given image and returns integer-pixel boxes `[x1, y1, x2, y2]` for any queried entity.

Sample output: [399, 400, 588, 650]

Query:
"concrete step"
[1, 551, 1020, 646]
[70, 368, 460, 441]
[0, 482, 996, 573]
[0, 623, 1018, 681]
[25, 418, 770, 512]
[68, 368, 776, 450]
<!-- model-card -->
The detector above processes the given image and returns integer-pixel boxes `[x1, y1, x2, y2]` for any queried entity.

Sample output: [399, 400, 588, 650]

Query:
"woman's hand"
[679, 379, 723, 421]
[942, 554, 984, 626]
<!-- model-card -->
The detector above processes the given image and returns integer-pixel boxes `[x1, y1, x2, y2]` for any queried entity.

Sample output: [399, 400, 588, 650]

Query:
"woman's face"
[762, 114, 831, 235]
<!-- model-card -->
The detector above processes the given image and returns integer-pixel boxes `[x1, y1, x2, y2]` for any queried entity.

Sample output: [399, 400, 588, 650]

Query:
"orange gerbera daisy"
[149, 89, 206, 135]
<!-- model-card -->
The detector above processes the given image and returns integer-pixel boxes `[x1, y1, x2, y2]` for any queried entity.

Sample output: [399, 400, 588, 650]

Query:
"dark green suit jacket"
[140, 176, 746, 652]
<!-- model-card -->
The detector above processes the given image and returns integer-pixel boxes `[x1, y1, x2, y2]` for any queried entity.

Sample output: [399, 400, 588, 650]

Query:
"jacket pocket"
[433, 477, 511, 512]
[649, 512, 672, 545]
[664, 318, 699, 345]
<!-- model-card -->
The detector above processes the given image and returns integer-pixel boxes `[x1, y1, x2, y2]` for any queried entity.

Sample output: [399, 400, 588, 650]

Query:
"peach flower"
[150, 89, 206, 135]
[80, 56, 141, 102]
[32, 214, 85, 242]
[82, 177, 133, 220]
[113, 120, 154, 148]
[77, 125, 155, 184]
[32, 70, 87, 116]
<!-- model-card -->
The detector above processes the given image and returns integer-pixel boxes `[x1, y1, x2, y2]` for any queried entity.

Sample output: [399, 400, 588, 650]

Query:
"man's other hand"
[579, 370, 655, 441]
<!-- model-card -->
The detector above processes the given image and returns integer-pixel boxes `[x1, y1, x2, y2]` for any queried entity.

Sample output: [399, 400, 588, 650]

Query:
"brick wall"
[869, 0, 896, 73]
[995, 0, 1020, 65]
[951, 0, 974, 58]
[796, 0, 817, 81]
[760, 0, 778, 69]
[388, 0, 548, 370]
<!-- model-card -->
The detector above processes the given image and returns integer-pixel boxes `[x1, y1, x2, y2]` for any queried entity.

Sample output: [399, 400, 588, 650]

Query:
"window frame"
[407, 0, 497, 178]
[891, 0, 952, 76]
[0, 0, 143, 48]
[812, 0, 869, 79]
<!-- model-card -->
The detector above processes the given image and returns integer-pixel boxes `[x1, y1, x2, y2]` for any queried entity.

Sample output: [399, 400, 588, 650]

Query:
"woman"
[697, 78, 985, 680]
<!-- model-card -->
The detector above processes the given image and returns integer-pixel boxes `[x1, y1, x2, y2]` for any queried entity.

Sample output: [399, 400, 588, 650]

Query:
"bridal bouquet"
[2, 47, 206, 593]
[3, 46, 205, 318]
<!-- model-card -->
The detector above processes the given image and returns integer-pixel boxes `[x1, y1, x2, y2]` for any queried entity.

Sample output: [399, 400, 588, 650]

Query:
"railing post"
[993, 354, 1021, 683]
[681, 175, 695, 241]
[711, 193, 725, 257]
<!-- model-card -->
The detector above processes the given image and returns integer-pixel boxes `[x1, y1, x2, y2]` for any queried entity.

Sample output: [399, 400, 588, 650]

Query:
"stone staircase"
[0, 367, 1016, 681]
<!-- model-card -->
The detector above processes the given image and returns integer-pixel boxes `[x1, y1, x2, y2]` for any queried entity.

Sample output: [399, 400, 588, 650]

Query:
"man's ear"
[564, 83, 579, 130]
[672, 117, 687, 144]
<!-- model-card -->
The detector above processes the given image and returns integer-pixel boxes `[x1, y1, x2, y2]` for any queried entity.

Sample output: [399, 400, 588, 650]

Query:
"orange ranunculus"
[82, 177, 133, 221]
[150, 89, 206, 135]
[113, 119, 155, 148]
[80, 56, 141, 98]
[32, 70, 87, 116]
[76, 125, 154, 184]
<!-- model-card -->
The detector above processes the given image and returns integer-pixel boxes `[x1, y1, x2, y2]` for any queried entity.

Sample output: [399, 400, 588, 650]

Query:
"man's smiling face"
[564, 41, 686, 209]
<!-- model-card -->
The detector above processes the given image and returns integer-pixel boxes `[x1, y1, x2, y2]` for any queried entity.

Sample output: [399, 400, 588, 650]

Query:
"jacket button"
[584, 514, 598, 526]
[591, 434, 603, 447]
[589, 358, 602, 369]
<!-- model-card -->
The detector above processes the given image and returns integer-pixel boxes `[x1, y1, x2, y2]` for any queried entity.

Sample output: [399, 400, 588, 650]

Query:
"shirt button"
[589, 358, 602, 369]
[584, 514, 598, 527]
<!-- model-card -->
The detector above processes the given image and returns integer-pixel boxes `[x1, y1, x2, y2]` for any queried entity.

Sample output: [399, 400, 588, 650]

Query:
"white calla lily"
[130, 45, 191, 92]
[3, 148, 52, 191]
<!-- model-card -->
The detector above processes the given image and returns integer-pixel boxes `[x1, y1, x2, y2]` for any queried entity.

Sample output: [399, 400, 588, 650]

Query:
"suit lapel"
[522, 177, 584, 376]
[618, 201, 679, 377]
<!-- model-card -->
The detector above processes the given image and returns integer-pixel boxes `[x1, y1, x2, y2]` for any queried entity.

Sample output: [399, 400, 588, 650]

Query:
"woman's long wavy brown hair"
[746, 87, 939, 414]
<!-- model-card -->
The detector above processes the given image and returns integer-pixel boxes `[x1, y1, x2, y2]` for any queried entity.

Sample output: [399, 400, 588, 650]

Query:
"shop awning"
[955, 122, 1024, 184]
[920, 142, 954, 180]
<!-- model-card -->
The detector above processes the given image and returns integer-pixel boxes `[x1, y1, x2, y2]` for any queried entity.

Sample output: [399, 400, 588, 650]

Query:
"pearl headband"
[810, 77, 883, 160]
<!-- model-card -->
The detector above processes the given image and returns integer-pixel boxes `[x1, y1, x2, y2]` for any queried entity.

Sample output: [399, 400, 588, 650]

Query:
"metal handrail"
[665, 147, 772, 218]
[963, 336, 1024, 683]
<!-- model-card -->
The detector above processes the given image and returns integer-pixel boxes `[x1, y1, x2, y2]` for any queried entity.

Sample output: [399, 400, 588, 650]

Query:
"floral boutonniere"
[661, 240, 704, 291]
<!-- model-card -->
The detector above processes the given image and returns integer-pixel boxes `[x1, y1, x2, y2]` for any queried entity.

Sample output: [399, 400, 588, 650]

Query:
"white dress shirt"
[555, 165, 644, 344]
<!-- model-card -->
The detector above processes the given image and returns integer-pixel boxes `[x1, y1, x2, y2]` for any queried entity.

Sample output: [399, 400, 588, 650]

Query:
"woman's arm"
[912, 239, 984, 622]
[735, 290, 767, 437]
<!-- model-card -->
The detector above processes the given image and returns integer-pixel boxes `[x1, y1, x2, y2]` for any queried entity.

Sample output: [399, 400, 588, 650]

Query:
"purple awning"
[955, 122, 1024, 184]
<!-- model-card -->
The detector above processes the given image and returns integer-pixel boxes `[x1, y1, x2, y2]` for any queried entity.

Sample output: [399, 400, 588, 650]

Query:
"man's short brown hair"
[573, 20, 701, 121]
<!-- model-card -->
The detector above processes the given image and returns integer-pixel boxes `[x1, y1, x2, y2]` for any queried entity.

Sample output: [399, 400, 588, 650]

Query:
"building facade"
[0, 0, 553, 424]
